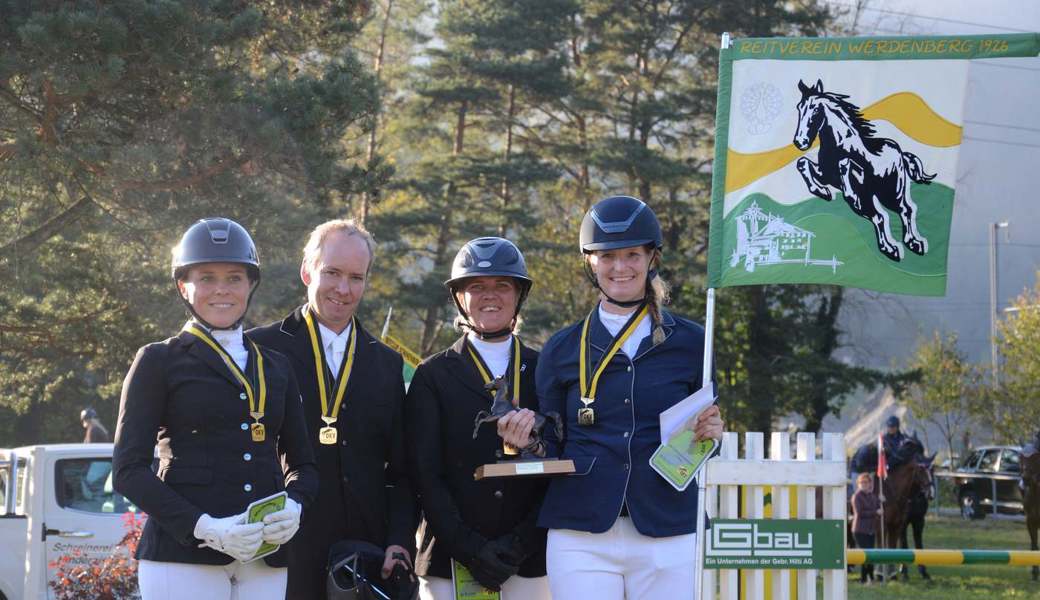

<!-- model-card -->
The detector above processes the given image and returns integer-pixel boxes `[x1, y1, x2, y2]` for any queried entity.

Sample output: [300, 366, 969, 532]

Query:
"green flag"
[707, 33, 1040, 295]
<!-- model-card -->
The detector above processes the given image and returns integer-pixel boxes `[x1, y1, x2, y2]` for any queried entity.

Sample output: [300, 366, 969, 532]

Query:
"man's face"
[301, 231, 371, 333]
[887, 425, 899, 436]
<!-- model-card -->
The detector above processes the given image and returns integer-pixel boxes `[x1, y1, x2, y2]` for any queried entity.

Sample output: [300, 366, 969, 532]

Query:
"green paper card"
[451, 559, 501, 600]
[245, 491, 287, 562]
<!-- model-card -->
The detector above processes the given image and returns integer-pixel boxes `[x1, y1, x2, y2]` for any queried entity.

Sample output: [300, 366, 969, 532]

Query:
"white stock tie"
[329, 338, 346, 377]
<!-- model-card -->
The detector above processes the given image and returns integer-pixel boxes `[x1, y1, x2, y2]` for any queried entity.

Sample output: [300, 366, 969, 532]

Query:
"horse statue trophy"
[470, 375, 574, 479]
[1023, 433, 1040, 581]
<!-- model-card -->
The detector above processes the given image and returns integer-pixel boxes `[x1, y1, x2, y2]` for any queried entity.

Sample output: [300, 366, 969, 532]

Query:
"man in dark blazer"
[249, 219, 417, 600]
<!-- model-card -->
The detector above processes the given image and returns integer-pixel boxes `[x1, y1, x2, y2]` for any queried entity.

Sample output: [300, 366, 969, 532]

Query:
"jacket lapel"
[632, 310, 675, 361]
[338, 319, 374, 407]
[445, 336, 495, 399]
[587, 304, 676, 362]
[181, 330, 242, 389]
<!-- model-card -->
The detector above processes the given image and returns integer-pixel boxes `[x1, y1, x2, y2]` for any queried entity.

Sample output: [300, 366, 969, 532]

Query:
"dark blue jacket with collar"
[536, 305, 709, 537]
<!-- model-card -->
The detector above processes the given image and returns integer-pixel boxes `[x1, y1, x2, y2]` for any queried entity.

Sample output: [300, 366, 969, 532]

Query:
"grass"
[846, 514, 1040, 599]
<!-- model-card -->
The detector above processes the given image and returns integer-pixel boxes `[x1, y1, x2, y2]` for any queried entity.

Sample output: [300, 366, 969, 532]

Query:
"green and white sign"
[704, 519, 846, 570]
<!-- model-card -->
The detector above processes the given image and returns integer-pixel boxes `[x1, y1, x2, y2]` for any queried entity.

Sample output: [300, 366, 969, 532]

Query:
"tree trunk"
[359, 0, 395, 225]
[419, 100, 468, 353]
[499, 83, 515, 236]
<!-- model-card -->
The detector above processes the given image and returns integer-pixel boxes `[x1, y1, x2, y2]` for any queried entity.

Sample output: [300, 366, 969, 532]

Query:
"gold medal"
[319, 416, 338, 445]
[251, 422, 266, 442]
[578, 397, 596, 426]
[319, 427, 338, 445]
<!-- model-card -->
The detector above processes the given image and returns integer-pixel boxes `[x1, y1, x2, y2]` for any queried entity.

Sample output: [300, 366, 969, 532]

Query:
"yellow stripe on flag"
[725, 91, 963, 193]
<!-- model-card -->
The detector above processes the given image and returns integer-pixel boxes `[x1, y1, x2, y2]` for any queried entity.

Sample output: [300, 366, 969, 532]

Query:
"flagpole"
[694, 287, 715, 600]
[381, 305, 393, 340]
[694, 30, 730, 600]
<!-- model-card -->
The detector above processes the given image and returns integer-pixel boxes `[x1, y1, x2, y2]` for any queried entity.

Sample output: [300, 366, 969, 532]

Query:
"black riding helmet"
[444, 237, 533, 340]
[579, 196, 662, 307]
[171, 218, 260, 330]
[327, 539, 418, 600]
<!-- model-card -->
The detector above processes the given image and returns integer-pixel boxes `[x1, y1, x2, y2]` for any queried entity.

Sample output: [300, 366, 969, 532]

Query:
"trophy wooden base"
[474, 459, 576, 480]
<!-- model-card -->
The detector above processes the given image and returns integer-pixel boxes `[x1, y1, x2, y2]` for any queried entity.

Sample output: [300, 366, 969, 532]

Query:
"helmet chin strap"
[461, 320, 513, 341]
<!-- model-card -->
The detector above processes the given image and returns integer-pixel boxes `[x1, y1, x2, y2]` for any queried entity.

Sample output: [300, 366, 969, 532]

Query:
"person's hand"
[496, 409, 536, 449]
[692, 404, 724, 441]
[469, 539, 520, 590]
[194, 512, 264, 562]
[382, 544, 412, 579]
[261, 497, 301, 545]
[876, 508, 883, 515]
[491, 533, 527, 567]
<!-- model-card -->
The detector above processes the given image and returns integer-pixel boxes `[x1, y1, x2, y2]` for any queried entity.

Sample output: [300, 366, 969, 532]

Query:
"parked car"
[949, 445, 1024, 519]
[0, 444, 140, 600]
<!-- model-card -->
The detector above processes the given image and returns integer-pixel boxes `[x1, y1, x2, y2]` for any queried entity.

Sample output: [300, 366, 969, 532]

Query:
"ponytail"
[647, 250, 670, 346]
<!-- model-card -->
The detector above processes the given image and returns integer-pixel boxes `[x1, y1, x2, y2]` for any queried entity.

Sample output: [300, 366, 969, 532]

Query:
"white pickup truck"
[0, 444, 140, 600]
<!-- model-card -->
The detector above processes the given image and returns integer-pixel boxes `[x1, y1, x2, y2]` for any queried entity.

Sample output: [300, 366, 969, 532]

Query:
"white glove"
[194, 512, 264, 562]
[261, 498, 302, 545]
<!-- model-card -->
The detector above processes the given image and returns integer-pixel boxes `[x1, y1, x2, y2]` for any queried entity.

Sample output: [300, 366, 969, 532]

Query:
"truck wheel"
[960, 490, 984, 520]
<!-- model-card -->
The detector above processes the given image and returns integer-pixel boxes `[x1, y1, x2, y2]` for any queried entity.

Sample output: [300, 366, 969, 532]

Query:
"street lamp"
[989, 221, 1009, 385]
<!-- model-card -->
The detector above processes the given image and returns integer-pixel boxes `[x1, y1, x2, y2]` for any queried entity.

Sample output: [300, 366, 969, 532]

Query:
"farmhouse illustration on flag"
[731, 200, 842, 274]
[707, 34, 1040, 296]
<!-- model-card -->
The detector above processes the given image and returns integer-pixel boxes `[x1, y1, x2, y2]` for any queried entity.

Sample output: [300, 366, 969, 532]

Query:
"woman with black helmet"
[112, 218, 318, 599]
[405, 237, 550, 599]
[498, 196, 724, 599]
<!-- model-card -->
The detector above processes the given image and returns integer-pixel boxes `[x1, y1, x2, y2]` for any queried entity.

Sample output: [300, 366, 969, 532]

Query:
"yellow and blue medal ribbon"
[465, 336, 521, 404]
[303, 309, 357, 445]
[183, 323, 267, 442]
[577, 304, 649, 426]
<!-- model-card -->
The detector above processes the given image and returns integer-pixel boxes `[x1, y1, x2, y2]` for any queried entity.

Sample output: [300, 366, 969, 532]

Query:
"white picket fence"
[701, 432, 848, 600]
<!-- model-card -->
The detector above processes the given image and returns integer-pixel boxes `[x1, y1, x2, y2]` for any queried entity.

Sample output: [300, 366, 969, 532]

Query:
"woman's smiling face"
[589, 245, 651, 304]
[177, 263, 251, 328]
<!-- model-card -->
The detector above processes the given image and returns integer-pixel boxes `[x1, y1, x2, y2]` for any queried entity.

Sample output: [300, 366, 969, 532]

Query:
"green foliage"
[1, 0, 877, 445]
[990, 278, 1040, 444]
[902, 332, 978, 462]
[0, 1, 378, 445]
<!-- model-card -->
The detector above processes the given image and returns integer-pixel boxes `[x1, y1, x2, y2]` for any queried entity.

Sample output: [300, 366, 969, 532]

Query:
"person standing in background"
[81, 407, 110, 443]
[851, 472, 882, 584]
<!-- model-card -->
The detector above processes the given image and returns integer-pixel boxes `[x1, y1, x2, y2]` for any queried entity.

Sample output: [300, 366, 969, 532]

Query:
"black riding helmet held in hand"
[327, 539, 418, 600]
[444, 237, 533, 340]
[171, 217, 260, 330]
[579, 195, 662, 307]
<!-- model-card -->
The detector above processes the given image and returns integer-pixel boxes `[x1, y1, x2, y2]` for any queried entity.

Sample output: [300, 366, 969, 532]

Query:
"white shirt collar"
[317, 320, 353, 350]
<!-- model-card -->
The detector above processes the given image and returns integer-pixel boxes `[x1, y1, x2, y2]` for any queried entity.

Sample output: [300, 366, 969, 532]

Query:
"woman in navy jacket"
[499, 196, 724, 599]
[113, 219, 317, 600]
[406, 237, 549, 600]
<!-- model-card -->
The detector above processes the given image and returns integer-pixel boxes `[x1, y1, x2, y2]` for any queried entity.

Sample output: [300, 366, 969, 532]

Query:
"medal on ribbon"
[577, 304, 648, 426]
[184, 324, 267, 442]
[303, 309, 357, 446]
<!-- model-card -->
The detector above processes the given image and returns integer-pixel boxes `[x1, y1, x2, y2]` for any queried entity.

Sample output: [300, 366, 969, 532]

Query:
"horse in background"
[1022, 440, 1040, 581]
[899, 456, 935, 581]
[850, 434, 934, 581]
